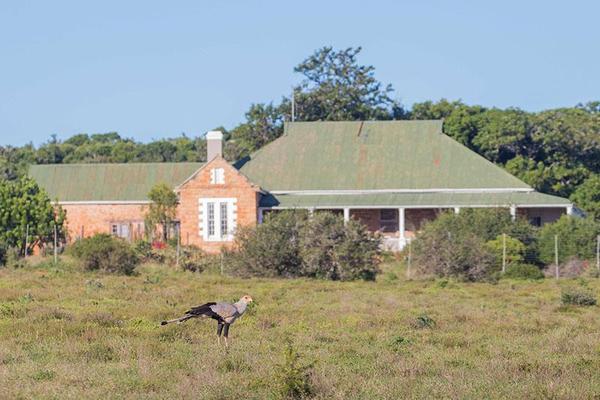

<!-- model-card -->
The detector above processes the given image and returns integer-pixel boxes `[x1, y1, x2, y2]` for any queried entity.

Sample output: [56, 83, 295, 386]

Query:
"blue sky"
[1, 0, 598, 146]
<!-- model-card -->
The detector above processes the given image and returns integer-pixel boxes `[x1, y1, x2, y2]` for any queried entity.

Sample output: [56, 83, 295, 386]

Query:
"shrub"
[70, 234, 139, 275]
[274, 339, 315, 399]
[225, 211, 381, 281]
[544, 257, 590, 278]
[504, 263, 544, 280]
[225, 210, 308, 278]
[538, 216, 600, 265]
[412, 209, 539, 281]
[561, 287, 597, 306]
[485, 235, 526, 268]
[299, 213, 381, 281]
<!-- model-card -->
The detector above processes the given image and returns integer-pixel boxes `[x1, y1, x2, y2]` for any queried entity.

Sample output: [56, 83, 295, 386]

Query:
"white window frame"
[210, 168, 225, 184]
[199, 198, 237, 241]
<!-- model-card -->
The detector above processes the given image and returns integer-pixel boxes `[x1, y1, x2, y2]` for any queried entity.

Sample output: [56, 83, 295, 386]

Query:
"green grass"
[1, 258, 600, 399]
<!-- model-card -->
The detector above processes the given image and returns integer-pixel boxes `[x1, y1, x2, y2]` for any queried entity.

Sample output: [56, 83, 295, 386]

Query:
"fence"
[403, 233, 600, 280]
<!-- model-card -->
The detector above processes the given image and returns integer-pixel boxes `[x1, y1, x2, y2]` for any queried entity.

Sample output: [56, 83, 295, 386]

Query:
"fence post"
[554, 234, 559, 279]
[176, 229, 181, 267]
[53, 224, 58, 264]
[502, 233, 507, 274]
[406, 240, 412, 279]
[596, 235, 599, 272]
[24, 224, 29, 258]
[220, 252, 224, 275]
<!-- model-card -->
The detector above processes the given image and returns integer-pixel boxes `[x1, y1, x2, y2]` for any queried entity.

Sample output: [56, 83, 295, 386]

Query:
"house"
[29, 120, 573, 252]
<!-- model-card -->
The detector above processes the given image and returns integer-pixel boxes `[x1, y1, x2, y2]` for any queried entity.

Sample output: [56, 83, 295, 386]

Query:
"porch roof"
[260, 191, 572, 208]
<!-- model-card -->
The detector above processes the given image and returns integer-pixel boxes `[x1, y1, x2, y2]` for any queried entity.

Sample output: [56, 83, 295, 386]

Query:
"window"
[210, 168, 225, 184]
[110, 222, 131, 240]
[529, 217, 542, 227]
[379, 209, 398, 232]
[207, 202, 215, 236]
[220, 202, 228, 235]
[200, 198, 237, 241]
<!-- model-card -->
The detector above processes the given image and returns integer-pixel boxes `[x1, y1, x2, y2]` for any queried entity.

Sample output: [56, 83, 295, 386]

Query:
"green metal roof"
[260, 191, 571, 208]
[239, 120, 531, 191]
[29, 162, 203, 202]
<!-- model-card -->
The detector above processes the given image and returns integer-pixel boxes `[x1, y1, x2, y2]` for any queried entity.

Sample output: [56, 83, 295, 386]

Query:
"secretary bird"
[161, 295, 253, 346]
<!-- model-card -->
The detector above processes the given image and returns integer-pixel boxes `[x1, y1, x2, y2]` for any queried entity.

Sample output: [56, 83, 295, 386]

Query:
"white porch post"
[566, 205, 573, 216]
[398, 207, 406, 250]
[510, 205, 517, 221]
[258, 208, 264, 224]
[343, 208, 350, 224]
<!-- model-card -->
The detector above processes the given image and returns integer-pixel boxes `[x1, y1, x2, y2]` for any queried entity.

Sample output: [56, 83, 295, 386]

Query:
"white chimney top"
[206, 130, 223, 160]
[206, 130, 224, 140]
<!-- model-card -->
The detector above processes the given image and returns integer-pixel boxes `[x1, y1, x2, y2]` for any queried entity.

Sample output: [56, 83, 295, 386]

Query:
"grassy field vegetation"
[1, 257, 600, 399]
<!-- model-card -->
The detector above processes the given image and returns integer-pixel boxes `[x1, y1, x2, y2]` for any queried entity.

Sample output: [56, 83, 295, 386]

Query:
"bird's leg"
[217, 323, 223, 345]
[223, 324, 230, 347]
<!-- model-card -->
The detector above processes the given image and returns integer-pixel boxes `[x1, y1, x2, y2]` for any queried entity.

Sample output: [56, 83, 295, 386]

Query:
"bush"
[412, 209, 539, 281]
[485, 235, 526, 268]
[274, 339, 315, 399]
[299, 213, 381, 281]
[544, 257, 590, 278]
[561, 287, 597, 306]
[70, 234, 139, 275]
[225, 210, 381, 281]
[538, 216, 600, 265]
[504, 263, 544, 280]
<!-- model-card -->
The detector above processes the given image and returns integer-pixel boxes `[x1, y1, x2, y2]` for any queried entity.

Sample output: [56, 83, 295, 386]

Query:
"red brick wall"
[62, 203, 147, 241]
[176, 157, 259, 253]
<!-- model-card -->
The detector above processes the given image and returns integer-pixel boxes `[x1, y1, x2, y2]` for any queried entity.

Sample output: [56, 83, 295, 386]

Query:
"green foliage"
[145, 183, 178, 241]
[561, 287, 597, 306]
[570, 174, 600, 221]
[485, 235, 526, 268]
[300, 212, 381, 281]
[411, 209, 537, 281]
[225, 210, 381, 281]
[70, 234, 140, 275]
[0, 177, 66, 256]
[538, 216, 600, 265]
[503, 264, 544, 280]
[412, 314, 436, 329]
[225, 210, 308, 278]
[274, 339, 315, 399]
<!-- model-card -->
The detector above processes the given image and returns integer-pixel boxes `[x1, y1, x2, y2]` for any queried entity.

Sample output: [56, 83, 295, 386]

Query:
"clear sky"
[1, 0, 598, 146]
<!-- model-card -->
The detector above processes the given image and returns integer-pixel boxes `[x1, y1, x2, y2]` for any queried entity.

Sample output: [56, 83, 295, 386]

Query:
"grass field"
[1, 258, 600, 399]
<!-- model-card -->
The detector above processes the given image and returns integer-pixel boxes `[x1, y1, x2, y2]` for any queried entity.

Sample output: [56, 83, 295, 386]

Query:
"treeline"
[1, 47, 598, 218]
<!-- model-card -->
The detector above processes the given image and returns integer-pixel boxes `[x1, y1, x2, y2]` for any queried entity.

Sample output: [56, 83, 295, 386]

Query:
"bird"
[161, 295, 253, 346]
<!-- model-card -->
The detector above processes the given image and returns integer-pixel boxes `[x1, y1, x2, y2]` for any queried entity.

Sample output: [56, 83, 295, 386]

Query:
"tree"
[144, 183, 178, 241]
[291, 46, 403, 121]
[230, 47, 403, 154]
[570, 174, 600, 221]
[0, 177, 66, 255]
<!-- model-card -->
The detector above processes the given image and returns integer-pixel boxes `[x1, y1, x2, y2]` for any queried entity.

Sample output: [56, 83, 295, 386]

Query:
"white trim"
[199, 197, 237, 242]
[58, 200, 151, 205]
[263, 204, 572, 210]
[269, 188, 534, 195]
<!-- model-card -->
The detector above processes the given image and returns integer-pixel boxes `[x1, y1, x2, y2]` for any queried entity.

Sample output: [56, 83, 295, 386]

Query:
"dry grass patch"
[0, 260, 599, 399]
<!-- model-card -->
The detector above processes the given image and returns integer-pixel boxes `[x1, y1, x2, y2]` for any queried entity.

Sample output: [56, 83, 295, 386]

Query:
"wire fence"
[403, 233, 600, 279]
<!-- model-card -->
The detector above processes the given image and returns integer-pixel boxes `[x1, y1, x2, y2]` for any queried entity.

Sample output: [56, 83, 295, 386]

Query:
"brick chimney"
[206, 130, 223, 161]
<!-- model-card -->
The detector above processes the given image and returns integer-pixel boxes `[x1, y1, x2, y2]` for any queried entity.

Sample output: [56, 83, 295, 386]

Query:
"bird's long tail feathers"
[161, 303, 217, 326]
[160, 314, 194, 325]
